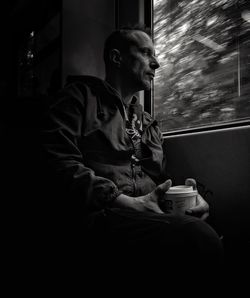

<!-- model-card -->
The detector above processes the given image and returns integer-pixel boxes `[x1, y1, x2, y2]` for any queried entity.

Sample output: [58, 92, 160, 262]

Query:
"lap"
[58, 208, 224, 284]
[86, 207, 219, 239]
[85, 208, 223, 263]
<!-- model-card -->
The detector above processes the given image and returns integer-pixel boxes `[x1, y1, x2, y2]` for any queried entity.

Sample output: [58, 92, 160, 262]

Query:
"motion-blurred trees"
[154, 0, 250, 132]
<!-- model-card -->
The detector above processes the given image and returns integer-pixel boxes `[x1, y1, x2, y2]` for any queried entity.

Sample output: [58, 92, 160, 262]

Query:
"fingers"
[185, 178, 197, 190]
[197, 194, 209, 211]
[188, 195, 209, 212]
[155, 179, 172, 197]
[200, 212, 209, 221]
[141, 193, 165, 214]
[185, 194, 209, 220]
[185, 207, 209, 219]
[185, 209, 209, 221]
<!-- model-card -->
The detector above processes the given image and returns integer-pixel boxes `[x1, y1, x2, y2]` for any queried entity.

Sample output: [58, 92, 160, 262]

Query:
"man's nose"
[150, 56, 160, 70]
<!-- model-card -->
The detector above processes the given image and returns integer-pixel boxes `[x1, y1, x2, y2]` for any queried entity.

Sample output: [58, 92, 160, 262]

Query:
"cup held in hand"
[161, 185, 197, 215]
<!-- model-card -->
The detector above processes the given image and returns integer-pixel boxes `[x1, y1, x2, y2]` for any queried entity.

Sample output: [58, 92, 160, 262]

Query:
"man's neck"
[105, 75, 135, 106]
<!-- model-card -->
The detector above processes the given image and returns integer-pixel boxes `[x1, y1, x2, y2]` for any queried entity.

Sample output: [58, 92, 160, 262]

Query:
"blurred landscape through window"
[153, 0, 250, 133]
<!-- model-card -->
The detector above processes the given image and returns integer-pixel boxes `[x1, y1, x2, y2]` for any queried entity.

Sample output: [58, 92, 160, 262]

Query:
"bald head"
[103, 27, 152, 69]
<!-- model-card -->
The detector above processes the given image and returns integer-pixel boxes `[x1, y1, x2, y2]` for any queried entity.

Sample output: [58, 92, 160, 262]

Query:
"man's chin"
[142, 80, 152, 91]
[134, 79, 151, 92]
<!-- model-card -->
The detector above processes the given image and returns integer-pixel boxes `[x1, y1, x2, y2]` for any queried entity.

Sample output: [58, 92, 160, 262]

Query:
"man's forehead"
[128, 30, 154, 48]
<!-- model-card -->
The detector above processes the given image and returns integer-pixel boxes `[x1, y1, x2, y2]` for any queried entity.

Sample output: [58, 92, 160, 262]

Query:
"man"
[42, 26, 223, 276]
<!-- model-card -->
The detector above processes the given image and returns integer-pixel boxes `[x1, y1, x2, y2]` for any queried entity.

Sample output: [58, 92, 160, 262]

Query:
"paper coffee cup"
[161, 185, 197, 215]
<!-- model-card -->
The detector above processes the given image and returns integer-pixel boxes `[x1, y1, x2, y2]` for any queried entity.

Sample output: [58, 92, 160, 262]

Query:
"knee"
[181, 217, 224, 264]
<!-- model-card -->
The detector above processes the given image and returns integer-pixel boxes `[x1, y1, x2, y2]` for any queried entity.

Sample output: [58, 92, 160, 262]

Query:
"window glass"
[153, 0, 250, 133]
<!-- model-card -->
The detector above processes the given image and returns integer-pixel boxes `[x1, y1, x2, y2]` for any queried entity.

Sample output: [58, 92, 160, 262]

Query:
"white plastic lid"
[166, 185, 195, 194]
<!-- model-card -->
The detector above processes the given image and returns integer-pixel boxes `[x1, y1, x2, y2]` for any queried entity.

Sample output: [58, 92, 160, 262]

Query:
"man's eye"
[141, 49, 151, 56]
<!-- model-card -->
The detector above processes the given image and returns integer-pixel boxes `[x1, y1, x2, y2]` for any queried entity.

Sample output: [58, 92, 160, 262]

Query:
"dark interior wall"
[117, 0, 141, 27]
[163, 126, 250, 242]
[0, 0, 62, 99]
[62, 0, 115, 84]
[1, 2, 62, 249]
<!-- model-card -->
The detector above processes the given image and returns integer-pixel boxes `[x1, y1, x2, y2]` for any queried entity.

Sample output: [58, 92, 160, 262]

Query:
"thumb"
[185, 178, 197, 190]
[155, 179, 172, 196]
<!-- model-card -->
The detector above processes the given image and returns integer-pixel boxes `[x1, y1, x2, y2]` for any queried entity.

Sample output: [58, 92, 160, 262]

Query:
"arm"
[42, 84, 120, 211]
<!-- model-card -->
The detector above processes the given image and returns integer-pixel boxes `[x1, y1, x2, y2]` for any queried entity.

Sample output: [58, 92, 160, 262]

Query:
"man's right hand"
[113, 179, 172, 214]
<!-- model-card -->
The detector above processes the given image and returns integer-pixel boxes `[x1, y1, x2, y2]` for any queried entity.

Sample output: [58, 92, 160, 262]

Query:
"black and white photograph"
[1, 0, 250, 293]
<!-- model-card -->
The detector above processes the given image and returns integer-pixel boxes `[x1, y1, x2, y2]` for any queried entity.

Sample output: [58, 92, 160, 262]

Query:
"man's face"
[120, 31, 160, 91]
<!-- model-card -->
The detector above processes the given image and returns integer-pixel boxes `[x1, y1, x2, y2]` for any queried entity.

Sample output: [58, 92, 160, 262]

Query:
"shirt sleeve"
[42, 83, 121, 211]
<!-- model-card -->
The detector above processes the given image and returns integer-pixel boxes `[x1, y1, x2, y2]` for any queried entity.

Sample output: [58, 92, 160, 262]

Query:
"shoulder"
[53, 75, 105, 106]
[65, 75, 105, 94]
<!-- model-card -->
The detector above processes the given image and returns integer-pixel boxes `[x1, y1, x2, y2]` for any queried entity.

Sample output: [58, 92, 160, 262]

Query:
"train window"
[153, 0, 250, 134]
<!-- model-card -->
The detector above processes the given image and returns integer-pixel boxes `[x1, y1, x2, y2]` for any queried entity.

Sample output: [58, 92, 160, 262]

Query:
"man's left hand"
[185, 178, 209, 221]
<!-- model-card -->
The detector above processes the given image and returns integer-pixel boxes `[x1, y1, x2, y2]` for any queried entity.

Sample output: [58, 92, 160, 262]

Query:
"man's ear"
[110, 49, 122, 67]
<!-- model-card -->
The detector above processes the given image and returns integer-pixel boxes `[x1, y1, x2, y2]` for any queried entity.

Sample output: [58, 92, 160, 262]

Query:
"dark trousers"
[82, 208, 224, 283]
[32, 207, 225, 291]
